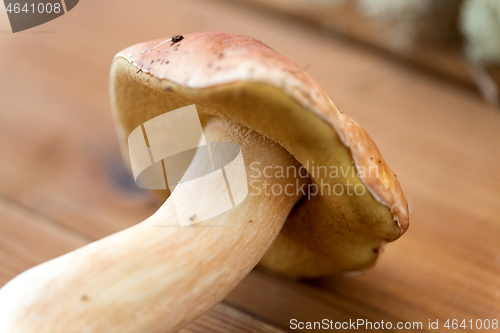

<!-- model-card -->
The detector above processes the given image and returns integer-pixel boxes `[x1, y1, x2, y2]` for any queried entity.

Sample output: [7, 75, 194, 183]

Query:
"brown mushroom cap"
[111, 31, 409, 278]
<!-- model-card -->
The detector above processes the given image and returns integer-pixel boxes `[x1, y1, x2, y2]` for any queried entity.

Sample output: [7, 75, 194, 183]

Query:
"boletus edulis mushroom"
[0, 31, 409, 332]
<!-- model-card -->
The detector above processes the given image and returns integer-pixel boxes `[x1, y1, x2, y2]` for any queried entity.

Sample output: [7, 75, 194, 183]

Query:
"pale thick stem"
[0, 118, 306, 333]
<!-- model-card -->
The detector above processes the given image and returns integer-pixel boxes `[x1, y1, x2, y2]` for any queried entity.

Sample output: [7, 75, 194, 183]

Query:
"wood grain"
[0, 0, 499, 332]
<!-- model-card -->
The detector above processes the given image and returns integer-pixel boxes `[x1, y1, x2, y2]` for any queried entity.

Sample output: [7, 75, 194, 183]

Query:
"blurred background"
[0, 0, 499, 332]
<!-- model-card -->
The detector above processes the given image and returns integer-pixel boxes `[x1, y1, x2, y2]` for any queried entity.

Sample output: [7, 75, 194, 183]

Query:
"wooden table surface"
[1, 0, 499, 332]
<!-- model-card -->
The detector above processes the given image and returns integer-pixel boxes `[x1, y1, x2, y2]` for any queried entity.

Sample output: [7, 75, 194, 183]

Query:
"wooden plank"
[0, 0, 499, 332]
[181, 303, 286, 333]
[0, 195, 89, 286]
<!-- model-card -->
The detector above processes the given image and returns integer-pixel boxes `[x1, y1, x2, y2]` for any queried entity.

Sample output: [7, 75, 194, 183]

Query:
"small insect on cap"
[171, 34, 184, 43]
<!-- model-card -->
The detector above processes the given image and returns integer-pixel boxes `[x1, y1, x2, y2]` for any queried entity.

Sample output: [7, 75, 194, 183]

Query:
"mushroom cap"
[110, 31, 409, 278]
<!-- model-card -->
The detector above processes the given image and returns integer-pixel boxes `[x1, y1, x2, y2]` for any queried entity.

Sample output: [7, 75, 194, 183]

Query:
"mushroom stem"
[0, 117, 307, 332]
